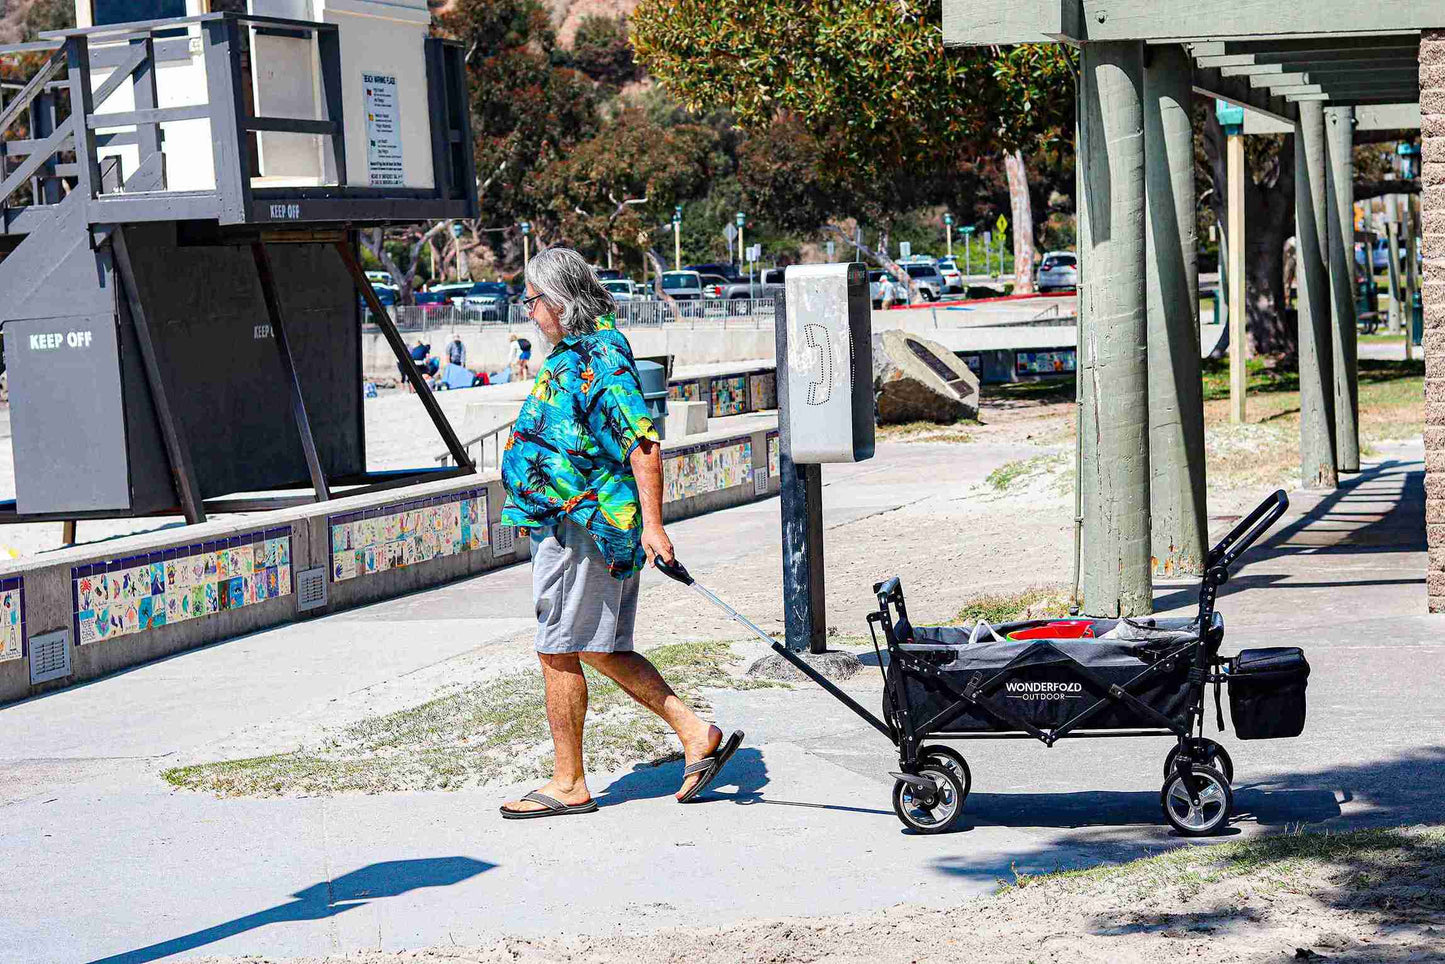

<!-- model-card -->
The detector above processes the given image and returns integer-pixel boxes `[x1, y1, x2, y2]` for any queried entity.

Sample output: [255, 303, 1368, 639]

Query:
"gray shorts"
[531, 518, 640, 654]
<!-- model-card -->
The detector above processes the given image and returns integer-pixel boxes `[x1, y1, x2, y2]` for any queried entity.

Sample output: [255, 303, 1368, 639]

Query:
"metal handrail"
[438, 418, 516, 468]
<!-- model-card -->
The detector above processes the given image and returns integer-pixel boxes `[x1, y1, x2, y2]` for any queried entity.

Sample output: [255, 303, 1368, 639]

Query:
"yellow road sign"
[996, 214, 1008, 235]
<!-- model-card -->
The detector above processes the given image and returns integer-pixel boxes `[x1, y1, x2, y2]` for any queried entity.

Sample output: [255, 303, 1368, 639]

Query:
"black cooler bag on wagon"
[1227, 647, 1310, 739]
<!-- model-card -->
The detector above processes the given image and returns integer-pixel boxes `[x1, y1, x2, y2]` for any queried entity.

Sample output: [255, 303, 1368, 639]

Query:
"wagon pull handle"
[654, 555, 695, 586]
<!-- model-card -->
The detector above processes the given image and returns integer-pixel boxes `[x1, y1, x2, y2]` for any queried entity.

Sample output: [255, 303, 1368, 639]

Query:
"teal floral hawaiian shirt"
[499, 314, 659, 578]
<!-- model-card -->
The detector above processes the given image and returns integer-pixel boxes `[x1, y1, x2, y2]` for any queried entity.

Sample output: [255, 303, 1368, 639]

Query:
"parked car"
[902, 262, 944, 301]
[937, 257, 964, 292]
[685, 262, 742, 281]
[429, 281, 475, 305]
[1036, 251, 1078, 292]
[661, 270, 704, 301]
[463, 281, 511, 318]
[371, 283, 399, 306]
[414, 291, 452, 314]
[593, 267, 625, 281]
[868, 270, 907, 308]
[365, 270, 391, 285]
[602, 279, 639, 302]
[1355, 237, 1404, 272]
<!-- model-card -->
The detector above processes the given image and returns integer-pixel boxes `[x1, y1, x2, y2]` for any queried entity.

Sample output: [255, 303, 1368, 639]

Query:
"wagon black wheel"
[921, 746, 971, 804]
[1160, 765, 1233, 836]
[892, 765, 965, 835]
[1163, 740, 1234, 784]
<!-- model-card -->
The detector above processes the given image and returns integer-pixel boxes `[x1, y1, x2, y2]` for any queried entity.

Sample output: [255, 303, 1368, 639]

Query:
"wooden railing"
[1, 12, 345, 227]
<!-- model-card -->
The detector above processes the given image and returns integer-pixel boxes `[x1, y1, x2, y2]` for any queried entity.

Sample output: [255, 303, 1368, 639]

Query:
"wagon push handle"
[1196, 489, 1289, 629]
[1205, 489, 1289, 578]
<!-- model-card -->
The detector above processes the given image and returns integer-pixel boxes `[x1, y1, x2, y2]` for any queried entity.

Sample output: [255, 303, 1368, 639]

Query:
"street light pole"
[673, 205, 682, 269]
[961, 225, 975, 280]
[520, 220, 531, 274]
[944, 212, 953, 258]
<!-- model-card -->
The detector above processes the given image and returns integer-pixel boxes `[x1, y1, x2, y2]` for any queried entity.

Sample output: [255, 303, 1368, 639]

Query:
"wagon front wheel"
[921, 746, 972, 804]
[892, 765, 965, 835]
[1163, 740, 1234, 784]
[1160, 765, 1233, 836]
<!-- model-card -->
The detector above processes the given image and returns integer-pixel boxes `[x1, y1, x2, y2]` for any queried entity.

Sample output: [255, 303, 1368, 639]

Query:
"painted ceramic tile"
[278, 564, 292, 595]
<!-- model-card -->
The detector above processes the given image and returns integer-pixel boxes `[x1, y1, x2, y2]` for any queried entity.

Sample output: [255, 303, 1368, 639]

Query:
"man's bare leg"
[502, 653, 594, 814]
[580, 651, 722, 800]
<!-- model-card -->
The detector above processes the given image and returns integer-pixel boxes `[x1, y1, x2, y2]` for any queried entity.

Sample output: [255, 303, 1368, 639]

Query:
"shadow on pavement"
[599, 747, 891, 816]
[599, 746, 770, 805]
[85, 857, 494, 964]
[920, 745, 1445, 884]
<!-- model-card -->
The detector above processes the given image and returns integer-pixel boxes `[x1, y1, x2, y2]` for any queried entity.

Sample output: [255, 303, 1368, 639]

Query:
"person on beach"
[497, 246, 743, 819]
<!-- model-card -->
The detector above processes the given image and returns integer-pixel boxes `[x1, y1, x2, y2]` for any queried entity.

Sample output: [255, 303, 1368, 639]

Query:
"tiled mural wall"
[330, 488, 490, 582]
[73, 529, 292, 645]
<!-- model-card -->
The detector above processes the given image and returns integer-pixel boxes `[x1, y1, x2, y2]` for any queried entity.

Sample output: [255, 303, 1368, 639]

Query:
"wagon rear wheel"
[892, 765, 965, 835]
[1160, 765, 1233, 836]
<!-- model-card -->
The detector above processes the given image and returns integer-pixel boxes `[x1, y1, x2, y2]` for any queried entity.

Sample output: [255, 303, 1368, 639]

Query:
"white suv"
[902, 262, 944, 302]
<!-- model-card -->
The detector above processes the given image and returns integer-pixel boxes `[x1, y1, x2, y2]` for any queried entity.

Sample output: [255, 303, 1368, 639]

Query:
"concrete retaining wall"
[0, 423, 780, 706]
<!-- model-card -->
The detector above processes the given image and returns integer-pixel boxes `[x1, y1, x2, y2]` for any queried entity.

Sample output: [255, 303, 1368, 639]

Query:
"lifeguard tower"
[0, 0, 477, 528]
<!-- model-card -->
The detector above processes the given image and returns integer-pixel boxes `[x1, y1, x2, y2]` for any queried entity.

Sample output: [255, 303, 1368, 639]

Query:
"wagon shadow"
[958, 785, 1340, 831]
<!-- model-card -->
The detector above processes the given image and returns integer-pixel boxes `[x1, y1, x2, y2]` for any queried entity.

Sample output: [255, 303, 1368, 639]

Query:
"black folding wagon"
[659, 488, 1311, 836]
[855, 489, 1309, 835]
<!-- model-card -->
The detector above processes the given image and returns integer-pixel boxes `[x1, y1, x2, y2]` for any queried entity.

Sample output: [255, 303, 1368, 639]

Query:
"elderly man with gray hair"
[498, 247, 743, 819]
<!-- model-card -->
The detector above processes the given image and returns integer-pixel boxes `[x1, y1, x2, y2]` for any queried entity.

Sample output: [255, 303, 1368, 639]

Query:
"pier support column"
[1143, 44, 1207, 577]
[1295, 102, 1339, 490]
[1078, 41, 1151, 616]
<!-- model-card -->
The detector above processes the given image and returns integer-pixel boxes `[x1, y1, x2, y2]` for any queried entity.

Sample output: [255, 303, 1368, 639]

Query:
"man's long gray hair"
[526, 246, 615, 338]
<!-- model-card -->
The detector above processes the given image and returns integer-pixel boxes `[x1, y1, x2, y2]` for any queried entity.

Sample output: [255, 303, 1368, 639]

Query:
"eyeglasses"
[523, 293, 546, 312]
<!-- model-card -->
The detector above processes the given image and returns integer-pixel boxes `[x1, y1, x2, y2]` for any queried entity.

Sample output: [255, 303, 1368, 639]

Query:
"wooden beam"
[1192, 65, 1296, 124]
[251, 241, 331, 502]
[1246, 101, 1420, 132]
[943, 1, 1444, 45]
[112, 227, 208, 524]
[942, 0, 1071, 45]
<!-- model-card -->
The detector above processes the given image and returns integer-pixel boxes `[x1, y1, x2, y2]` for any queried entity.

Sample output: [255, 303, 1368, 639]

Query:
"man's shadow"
[87, 856, 494, 964]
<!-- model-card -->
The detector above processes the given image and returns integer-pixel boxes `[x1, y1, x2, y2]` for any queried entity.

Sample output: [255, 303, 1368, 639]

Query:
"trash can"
[637, 360, 669, 438]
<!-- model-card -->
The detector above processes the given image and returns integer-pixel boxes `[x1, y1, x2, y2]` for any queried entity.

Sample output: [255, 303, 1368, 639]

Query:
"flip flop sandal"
[678, 730, 745, 804]
[499, 791, 599, 820]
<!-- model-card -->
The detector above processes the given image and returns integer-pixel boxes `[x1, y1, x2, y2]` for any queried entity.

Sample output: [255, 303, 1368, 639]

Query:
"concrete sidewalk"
[3, 442, 1443, 963]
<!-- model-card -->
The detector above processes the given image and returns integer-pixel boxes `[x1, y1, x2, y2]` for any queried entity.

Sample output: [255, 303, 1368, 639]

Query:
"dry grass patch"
[948, 585, 1074, 626]
[163, 640, 779, 797]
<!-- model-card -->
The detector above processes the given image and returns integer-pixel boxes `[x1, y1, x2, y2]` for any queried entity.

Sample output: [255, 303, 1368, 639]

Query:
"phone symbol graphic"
[803, 323, 833, 406]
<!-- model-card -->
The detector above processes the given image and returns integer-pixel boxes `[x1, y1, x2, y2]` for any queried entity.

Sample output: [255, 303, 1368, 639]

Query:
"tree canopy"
[631, 0, 1074, 186]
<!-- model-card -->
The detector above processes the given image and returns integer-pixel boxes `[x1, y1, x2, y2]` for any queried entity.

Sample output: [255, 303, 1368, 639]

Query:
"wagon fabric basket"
[895, 616, 1221, 734]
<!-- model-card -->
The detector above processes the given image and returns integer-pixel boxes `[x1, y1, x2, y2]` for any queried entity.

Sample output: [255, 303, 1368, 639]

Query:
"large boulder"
[871, 329, 980, 424]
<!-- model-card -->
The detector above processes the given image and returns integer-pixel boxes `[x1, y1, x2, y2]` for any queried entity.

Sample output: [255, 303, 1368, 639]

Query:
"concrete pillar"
[1325, 106, 1360, 473]
[1143, 44, 1206, 577]
[1294, 102, 1339, 489]
[1077, 41, 1151, 616]
[1422, 29, 1445, 612]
